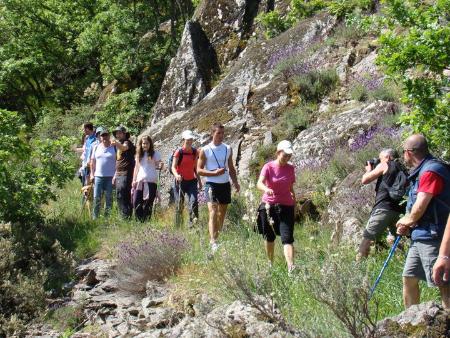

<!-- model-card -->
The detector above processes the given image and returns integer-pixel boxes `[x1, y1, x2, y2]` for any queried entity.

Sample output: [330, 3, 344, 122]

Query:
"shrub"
[0, 109, 76, 225]
[299, 249, 379, 338]
[45, 304, 86, 334]
[248, 144, 276, 178]
[115, 229, 188, 292]
[328, 0, 375, 19]
[273, 103, 316, 141]
[95, 88, 148, 135]
[288, 0, 328, 21]
[34, 105, 95, 141]
[377, 0, 450, 155]
[370, 82, 401, 102]
[0, 236, 47, 337]
[350, 83, 369, 101]
[291, 69, 339, 103]
[256, 10, 290, 39]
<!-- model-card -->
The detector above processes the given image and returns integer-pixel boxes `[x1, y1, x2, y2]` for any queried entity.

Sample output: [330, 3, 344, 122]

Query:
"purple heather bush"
[115, 229, 188, 293]
[351, 72, 384, 92]
[267, 33, 321, 70]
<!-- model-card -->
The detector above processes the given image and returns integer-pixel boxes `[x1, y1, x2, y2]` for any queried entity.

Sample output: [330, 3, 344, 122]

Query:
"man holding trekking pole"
[171, 130, 202, 227]
[396, 134, 450, 309]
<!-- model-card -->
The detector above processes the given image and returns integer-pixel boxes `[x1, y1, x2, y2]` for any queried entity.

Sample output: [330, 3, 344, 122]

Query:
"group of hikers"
[79, 122, 450, 310]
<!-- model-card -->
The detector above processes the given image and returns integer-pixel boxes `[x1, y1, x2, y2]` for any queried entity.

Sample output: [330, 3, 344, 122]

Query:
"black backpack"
[168, 147, 197, 175]
[381, 162, 408, 201]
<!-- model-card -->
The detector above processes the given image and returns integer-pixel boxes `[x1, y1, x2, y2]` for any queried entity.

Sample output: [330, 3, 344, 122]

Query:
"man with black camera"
[358, 149, 405, 258]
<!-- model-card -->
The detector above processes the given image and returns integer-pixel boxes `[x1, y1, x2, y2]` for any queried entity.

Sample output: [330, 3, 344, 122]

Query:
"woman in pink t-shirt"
[256, 140, 296, 273]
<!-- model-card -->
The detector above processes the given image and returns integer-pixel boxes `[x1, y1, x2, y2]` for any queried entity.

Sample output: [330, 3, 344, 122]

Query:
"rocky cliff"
[145, 1, 400, 245]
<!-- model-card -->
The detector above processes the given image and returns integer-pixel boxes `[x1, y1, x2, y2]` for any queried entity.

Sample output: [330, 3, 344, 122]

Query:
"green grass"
[44, 179, 443, 337]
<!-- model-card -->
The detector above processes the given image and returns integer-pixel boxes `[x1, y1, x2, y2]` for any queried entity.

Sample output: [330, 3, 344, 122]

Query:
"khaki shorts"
[402, 240, 448, 287]
[363, 209, 400, 241]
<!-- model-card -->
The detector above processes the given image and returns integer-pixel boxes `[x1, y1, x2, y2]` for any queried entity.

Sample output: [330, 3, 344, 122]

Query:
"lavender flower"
[115, 229, 189, 292]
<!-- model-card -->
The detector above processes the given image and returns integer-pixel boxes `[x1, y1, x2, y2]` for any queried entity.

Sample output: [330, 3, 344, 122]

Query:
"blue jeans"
[93, 176, 113, 219]
[174, 179, 199, 223]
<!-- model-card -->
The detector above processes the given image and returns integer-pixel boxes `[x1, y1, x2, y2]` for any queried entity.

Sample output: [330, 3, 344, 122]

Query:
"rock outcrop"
[26, 259, 305, 337]
[151, 21, 220, 122]
[375, 302, 450, 337]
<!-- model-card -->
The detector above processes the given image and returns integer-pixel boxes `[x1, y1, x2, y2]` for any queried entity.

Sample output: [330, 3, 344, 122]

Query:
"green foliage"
[0, 0, 195, 128]
[256, 10, 290, 39]
[95, 88, 148, 135]
[0, 109, 76, 225]
[45, 304, 86, 333]
[350, 83, 369, 101]
[34, 105, 95, 141]
[328, 0, 375, 19]
[248, 144, 276, 178]
[371, 82, 401, 102]
[291, 69, 339, 103]
[273, 103, 316, 140]
[377, 0, 450, 156]
[288, 0, 329, 21]
[299, 247, 378, 337]
[0, 235, 47, 336]
[257, 0, 378, 38]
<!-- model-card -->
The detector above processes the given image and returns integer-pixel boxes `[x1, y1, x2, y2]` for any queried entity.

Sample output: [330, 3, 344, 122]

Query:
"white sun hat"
[181, 130, 195, 140]
[276, 140, 293, 154]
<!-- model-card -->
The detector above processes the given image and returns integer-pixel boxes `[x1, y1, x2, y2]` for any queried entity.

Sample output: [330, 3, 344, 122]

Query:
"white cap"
[181, 130, 195, 140]
[276, 140, 293, 154]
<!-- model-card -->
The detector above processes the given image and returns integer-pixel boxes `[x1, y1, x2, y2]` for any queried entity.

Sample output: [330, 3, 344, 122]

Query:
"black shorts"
[256, 203, 295, 244]
[204, 182, 231, 204]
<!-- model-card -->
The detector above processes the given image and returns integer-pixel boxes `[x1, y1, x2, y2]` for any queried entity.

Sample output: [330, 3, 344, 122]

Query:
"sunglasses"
[403, 148, 414, 154]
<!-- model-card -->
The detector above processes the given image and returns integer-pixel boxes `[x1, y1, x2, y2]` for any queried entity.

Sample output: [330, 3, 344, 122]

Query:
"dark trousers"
[116, 174, 133, 218]
[174, 179, 199, 222]
[133, 182, 157, 222]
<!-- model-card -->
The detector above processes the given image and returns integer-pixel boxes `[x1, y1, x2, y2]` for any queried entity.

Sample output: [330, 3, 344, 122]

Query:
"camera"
[368, 158, 380, 168]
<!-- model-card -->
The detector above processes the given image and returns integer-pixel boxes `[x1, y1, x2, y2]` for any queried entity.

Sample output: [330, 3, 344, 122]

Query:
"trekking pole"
[175, 181, 182, 228]
[369, 236, 401, 300]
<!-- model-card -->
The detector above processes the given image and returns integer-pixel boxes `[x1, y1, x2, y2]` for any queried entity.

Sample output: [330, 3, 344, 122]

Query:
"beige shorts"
[363, 209, 400, 241]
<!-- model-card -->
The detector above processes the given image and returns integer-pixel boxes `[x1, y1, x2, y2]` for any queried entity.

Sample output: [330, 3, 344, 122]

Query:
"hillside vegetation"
[0, 0, 449, 336]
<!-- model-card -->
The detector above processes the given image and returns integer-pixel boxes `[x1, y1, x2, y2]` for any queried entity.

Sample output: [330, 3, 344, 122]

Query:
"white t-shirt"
[203, 142, 231, 184]
[136, 151, 161, 183]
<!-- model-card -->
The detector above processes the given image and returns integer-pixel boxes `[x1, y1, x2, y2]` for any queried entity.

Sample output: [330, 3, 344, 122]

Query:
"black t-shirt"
[373, 160, 405, 213]
[116, 139, 135, 174]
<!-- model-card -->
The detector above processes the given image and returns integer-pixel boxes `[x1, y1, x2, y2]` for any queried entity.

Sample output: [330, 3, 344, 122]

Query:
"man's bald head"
[404, 134, 429, 158]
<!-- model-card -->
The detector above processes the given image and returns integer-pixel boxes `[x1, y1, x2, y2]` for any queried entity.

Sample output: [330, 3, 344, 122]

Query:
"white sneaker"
[211, 242, 220, 254]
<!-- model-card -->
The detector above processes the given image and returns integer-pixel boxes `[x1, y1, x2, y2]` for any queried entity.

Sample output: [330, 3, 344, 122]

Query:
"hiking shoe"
[211, 242, 220, 254]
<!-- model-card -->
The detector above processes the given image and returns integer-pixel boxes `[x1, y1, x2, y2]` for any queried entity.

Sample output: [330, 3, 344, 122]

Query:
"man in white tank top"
[197, 123, 240, 253]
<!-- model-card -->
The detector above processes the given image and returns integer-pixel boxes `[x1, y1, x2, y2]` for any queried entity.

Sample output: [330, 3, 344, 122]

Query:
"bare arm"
[433, 215, 450, 285]
[90, 157, 96, 181]
[111, 140, 129, 152]
[396, 192, 434, 234]
[227, 148, 240, 192]
[257, 174, 272, 195]
[196, 148, 224, 177]
[172, 155, 182, 181]
[132, 155, 140, 188]
[361, 162, 388, 184]
[290, 184, 296, 205]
